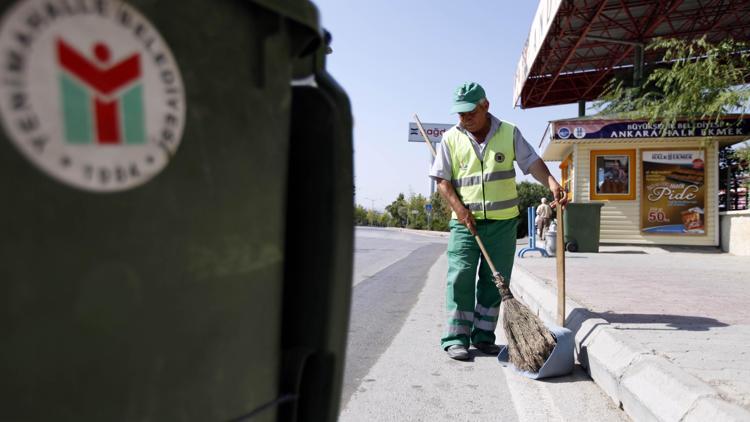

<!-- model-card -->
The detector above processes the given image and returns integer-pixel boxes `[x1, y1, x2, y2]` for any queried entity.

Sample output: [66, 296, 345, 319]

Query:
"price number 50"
[648, 208, 668, 223]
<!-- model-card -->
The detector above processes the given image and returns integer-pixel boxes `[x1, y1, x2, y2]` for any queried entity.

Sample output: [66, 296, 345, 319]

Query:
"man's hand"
[528, 159, 568, 208]
[549, 180, 568, 208]
[456, 207, 477, 235]
[436, 178, 478, 235]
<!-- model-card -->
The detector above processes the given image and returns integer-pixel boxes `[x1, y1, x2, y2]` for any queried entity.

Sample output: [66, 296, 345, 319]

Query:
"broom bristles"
[493, 274, 556, 373]
[502, 298, 556, 372]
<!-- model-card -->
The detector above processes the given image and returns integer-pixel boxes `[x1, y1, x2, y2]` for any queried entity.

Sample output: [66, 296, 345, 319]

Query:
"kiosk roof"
[514, 0, 750, 109]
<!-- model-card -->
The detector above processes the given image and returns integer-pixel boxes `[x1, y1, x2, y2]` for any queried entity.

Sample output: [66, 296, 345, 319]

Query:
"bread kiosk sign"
[641, 150, 705, 235]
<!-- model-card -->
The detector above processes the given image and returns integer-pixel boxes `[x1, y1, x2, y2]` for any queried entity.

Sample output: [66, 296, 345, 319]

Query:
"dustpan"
[497, 324, 574, 379]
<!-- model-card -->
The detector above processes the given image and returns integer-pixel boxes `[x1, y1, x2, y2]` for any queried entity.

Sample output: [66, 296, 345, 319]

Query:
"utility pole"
[410, 116, 451, 199]
[429, 141, 437, 196]
[362, 197, 378, 210]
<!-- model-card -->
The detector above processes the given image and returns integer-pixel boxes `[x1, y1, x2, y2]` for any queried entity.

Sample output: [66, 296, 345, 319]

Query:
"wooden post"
[556, 202, 566, 326]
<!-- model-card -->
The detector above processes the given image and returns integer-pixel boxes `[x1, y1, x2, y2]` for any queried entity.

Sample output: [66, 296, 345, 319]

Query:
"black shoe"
[473, 342, 500, 355]
[445, 345, 470, 360]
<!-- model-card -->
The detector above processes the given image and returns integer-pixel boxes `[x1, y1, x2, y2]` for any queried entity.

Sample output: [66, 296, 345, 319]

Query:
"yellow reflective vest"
[444, 121, 519, 220]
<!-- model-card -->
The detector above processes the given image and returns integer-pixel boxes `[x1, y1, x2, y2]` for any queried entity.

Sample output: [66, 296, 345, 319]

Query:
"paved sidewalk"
[512, 242, 750, 421]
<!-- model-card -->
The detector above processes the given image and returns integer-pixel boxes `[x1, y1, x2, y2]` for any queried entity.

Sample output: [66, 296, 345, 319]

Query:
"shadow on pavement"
[562, 307, 729, 367]
[565, 308, 728, 336]
[563, 307, 730, 374]
[599, 311, 729, 331]
[657, 245, 723, 254]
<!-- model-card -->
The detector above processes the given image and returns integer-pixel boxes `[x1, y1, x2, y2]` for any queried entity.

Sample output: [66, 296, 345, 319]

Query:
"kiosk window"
[590, 149, 636, 200]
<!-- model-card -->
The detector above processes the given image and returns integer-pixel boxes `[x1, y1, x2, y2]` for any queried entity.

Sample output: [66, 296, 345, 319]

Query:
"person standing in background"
[536, 197, 553, 240]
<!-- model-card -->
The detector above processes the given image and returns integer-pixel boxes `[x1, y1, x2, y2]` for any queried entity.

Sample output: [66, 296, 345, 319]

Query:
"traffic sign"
[408, 122, 453, 143]
[425, 203, 433, 212]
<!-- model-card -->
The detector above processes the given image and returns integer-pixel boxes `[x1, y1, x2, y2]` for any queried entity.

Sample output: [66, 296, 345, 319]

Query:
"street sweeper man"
[429, 82, 568, 361]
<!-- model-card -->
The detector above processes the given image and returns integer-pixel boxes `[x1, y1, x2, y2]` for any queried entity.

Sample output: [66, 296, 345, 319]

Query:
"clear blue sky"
[312, 0, 579, 210]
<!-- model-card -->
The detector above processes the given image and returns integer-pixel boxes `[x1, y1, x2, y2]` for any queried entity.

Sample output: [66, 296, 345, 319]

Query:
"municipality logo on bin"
[57, 38, 146, 146]
[0, 0, 186, 192]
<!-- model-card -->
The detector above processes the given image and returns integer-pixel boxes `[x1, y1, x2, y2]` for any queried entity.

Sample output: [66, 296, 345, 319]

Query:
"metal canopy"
[514, 0, 750, 109]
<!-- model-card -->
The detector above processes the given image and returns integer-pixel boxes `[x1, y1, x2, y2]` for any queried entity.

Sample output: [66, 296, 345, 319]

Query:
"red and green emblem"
[58, 39, 145, 145]
[0, 0, 185, 192]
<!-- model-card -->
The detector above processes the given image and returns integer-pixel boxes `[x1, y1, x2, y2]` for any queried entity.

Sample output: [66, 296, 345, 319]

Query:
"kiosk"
[541, 116, 749, 246]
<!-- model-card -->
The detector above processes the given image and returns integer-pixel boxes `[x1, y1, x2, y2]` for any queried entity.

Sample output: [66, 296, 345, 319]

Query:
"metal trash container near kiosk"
[563, 202, 605, 252]
[0, 1, 353, 421]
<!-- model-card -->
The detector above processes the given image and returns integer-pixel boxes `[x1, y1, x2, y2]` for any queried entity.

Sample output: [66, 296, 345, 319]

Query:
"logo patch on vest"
[494, 153, 505, 163]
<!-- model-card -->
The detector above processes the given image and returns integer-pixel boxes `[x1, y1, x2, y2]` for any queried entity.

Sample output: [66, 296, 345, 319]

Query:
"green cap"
[451, 82, 485, 113]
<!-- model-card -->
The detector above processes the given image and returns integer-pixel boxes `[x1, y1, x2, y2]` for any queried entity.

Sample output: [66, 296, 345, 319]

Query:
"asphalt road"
[340, 227, 629, 421]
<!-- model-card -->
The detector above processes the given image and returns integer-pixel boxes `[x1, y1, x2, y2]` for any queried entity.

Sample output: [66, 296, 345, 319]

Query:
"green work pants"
[441, 218, 518, 350]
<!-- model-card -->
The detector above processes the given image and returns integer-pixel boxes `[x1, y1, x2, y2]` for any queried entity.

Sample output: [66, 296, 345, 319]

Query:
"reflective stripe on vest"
[451, 169, 517, 188]
[445, 120, 520, 220]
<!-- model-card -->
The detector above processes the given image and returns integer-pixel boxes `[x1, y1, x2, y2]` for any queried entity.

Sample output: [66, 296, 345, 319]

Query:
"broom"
[414, 114, 556, 373]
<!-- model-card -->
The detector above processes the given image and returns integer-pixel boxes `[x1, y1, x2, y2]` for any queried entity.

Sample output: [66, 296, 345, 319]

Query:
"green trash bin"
[0, 1, 353, 421]
[563, 202, 604, 252]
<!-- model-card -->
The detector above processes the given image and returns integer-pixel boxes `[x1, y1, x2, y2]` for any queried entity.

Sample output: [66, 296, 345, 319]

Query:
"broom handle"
[475, 234, 512, 296]
[414, 113, 509, 289]
[413, 114, 438, 157]
[475, 234, 500, 276]
[555, 193, 567, 326]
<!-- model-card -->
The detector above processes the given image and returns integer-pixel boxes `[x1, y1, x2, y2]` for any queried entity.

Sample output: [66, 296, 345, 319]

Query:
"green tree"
[378, 212, 393, 227]
[385, 193, 408, 227]
[366, 209, 380, 226]
[735, 145, 750, 196]
[354, 204, 368, 226]
[382, 192, 453, 231]
[596, 37, 750, 129]
[735, 144, 750, 164]
[597, 37, 750, 210]
[429, 192, 451, 232]
[719, 145, 750, 210]
[406, 194, 428, 229]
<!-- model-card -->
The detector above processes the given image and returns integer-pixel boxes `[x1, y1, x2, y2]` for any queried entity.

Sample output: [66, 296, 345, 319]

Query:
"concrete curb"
[510, 265, 750, 422]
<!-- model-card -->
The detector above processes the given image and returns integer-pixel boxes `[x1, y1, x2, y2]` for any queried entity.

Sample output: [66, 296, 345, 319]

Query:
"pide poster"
[641, 150, 706, 235]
